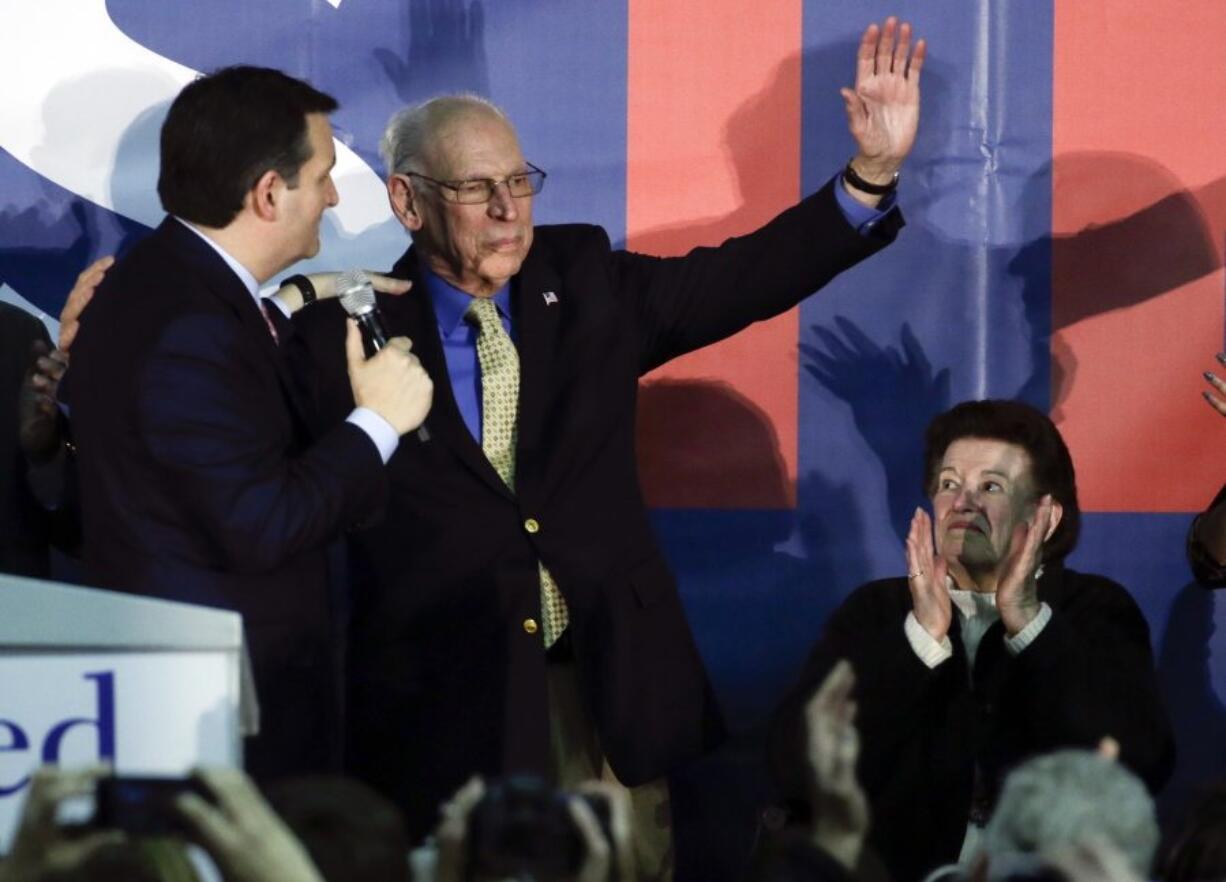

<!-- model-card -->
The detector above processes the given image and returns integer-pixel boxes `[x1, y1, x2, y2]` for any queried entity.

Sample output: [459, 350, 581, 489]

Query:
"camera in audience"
[464, 776, 616, 882]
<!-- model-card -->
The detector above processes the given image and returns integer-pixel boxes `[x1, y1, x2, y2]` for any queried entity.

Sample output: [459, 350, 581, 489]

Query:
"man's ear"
[387, 174, 423, 232]
[250, 169, 282, 222]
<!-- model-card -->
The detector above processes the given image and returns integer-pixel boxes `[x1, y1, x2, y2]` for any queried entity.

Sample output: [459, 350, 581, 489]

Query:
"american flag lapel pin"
[542, 290, 558, 306]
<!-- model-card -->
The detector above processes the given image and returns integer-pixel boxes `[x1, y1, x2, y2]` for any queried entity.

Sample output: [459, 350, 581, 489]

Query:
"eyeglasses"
[406, 162, 547, 205]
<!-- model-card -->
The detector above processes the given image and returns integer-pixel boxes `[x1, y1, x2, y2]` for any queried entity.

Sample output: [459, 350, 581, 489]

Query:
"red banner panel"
[628, 0, 802, 508]
[1053, 1, 1226, 512]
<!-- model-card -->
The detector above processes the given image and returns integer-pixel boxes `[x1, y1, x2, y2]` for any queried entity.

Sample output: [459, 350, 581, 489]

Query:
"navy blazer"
[67, 218, 388, 777]
[290, 179, 902, 838]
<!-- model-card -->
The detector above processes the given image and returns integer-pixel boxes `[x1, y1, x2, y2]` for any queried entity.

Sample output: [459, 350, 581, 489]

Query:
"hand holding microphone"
[340, 270, 433, 439]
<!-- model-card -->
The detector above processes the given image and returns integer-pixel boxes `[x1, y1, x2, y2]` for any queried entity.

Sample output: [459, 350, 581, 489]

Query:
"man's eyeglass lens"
[419, 167, 546, 204]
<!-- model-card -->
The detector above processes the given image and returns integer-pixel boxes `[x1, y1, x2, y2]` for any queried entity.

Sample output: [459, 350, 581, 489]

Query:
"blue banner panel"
[797, 1, 1054, 589]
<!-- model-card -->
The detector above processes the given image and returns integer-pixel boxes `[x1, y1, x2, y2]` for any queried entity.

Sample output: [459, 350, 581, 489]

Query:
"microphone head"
[337, 269, 376, 317]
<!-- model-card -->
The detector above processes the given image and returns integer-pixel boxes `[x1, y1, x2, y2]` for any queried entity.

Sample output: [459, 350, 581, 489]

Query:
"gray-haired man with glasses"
[289, 18, 924, 880]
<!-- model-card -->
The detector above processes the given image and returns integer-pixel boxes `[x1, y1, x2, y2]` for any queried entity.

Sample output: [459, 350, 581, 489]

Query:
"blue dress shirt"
[425, 270, 514, 444]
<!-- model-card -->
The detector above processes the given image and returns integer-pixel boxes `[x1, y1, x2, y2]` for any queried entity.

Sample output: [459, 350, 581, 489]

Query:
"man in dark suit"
[66, 65, 433, 779]
[290, 18, 924, 871]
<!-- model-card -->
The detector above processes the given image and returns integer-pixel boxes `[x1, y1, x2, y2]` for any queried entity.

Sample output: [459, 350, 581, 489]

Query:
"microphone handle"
[356, 310, 390, 350]
[357, 308, 430, 443]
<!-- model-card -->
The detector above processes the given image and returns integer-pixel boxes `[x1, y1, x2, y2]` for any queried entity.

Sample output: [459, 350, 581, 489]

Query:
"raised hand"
[905, 507, 951, 640]
[434, 777, 485, 882]
[803, 659, 869, 871]
[0, 765, 121, 882]
[175, 767, 324, 882]
[1203, 352, 1226, 416]
[841, 17, 925, 181]
[996, 494, 1052, 635]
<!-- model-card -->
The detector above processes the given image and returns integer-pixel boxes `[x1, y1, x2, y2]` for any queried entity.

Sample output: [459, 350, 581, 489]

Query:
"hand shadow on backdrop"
[802, 319, 950, 547]
[1007, 151, 1224, 414]
[375, 0, 490, 108]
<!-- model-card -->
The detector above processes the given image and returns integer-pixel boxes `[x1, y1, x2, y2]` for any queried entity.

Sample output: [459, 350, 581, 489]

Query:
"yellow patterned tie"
[466, 298, 569, 647]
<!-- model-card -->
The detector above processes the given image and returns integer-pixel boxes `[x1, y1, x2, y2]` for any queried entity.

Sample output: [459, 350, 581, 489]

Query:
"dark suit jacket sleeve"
[136, 311, 385, 574]
[607, 177, 904, 373]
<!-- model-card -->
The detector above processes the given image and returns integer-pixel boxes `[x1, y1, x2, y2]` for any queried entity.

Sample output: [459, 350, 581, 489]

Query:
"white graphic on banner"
[0, 0, 400, 274]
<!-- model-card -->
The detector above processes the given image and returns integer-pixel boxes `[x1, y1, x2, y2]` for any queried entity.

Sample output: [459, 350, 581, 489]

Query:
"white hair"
[378, 93, 509, 177]
[981, 750, 1159, 879]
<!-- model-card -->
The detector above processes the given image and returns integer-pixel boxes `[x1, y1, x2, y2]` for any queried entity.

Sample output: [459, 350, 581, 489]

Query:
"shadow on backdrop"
[641, 379, 865, 882]
[375, 0, 490, 109]
[802, 319, 950, 547]
[1009, 151, 1224, 414]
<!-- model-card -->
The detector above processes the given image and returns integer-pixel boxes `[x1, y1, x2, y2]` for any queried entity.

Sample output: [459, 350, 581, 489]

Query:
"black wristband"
[281, 274, 317, 306]
[843, 159, 899, 195]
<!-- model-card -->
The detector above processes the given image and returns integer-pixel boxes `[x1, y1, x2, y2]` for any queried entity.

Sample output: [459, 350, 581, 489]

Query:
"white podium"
[0, 574, 249, 852]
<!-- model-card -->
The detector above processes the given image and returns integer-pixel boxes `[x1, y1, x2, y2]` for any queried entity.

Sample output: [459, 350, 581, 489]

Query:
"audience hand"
[803, 660, 869, 872]
[906, 507, 952, 640]
[0, 765, 121, 882]
[59, 255, 113, 351]
[572, 781, 634, 882]
[18, 340, 70, 463]
[345, 320, 433, 435]
[434, 776, 485, 882]
[1045, 838, 1143, 882]
[174, 767, 324, 882]
[1203, 352, 1226, 417]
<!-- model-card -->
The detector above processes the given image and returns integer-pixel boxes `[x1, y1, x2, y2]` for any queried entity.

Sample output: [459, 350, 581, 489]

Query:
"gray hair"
[378, 93, 509, 177]
[981, 750, 1159, 879]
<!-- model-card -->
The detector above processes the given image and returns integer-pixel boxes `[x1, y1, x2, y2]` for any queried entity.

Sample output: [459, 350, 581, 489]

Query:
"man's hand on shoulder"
[344, 319, 433, 435]
[59, 255, 114, 351]
[274, 271, 411, 314]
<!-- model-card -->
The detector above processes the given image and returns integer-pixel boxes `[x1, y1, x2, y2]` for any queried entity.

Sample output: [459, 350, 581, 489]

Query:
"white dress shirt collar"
[174, 217, 262, 306]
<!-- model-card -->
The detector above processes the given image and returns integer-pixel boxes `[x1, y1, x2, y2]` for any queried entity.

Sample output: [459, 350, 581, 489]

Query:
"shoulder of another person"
[1040, 565, 1135, 610]
[532, 221, 611, 255]
[291, 297, 347, 334]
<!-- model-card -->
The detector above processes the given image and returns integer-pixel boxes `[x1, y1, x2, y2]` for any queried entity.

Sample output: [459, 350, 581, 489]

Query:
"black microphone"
[337, 270, 430, 443]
